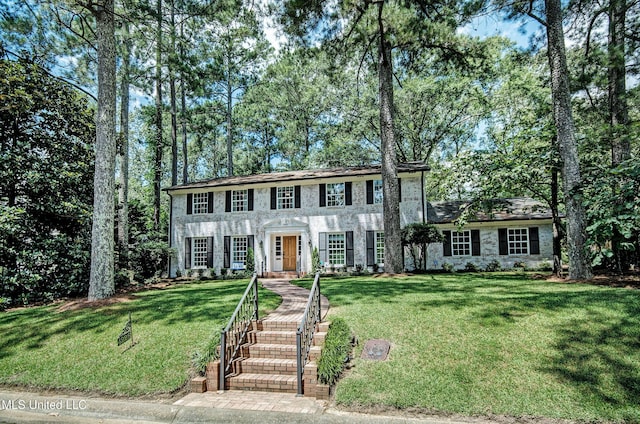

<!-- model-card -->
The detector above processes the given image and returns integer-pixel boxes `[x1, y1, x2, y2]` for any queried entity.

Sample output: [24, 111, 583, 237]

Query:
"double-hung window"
[375, 231, 385, 264]
[507, 228, 529, 255]
[327, 233, 346, 265]
[277, 186, 295, 209]
[232, 236, 248, 268]
[192, 238, 208, 268]
[326, 183, 345, 207]
[373, 180, 383, 204]
[192, 193, 208, 214]
[451, 231, 471, 256]
[232, 190, 248, 212]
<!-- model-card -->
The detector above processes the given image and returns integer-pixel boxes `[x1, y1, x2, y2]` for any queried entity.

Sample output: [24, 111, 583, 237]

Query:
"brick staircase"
[224, 319, 328, 395]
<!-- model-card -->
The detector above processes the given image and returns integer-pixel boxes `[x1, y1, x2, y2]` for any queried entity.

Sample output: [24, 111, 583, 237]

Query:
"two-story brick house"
[165, 162, 430, 277]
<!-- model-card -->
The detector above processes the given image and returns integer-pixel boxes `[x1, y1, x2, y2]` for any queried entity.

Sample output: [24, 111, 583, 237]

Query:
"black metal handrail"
[219, 273, 259, 391]
[296, 272, 321, 396]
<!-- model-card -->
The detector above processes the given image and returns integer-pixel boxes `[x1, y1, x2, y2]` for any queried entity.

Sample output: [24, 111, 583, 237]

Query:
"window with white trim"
[451, 231, 471, 256]
[232, 236, 248, 267]
[326, 183, 345, 207]
[193, 238, 208, 268]
[192, 193, 208, 214]
[232, 190, 248, 212]
[508, 228, 529, 254]
[373, 180, 383, 204]
[277, 186, 295, 209]
[327, 233, 345, 265]
[375, 231, 385, 265]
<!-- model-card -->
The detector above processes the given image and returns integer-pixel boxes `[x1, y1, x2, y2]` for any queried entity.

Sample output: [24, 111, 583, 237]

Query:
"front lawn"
[0, 279, 281, 396]
[298, 273, 640, 422]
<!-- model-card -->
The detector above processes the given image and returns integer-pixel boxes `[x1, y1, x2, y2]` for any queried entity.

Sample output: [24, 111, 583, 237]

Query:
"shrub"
[318, 318, 353, 385]
[485, 259, 502, 272]
[464, 262, 480, 272]
[191, 331, 221, 376]
[312, 247, 321, 273]
[129, 234, 173, 281]
[246, 248, 255, 273]
[442, 262, 454, 273]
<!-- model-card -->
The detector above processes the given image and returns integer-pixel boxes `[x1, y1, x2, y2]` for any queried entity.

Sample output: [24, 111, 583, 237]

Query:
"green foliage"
[128, 233, 173, 282]
[442, 262, 455, 273]
[464, 262, 480, 272]
[312, 247, 321, 273]
[317, 317, 352, 386]
[484, 259, 502, 272]
[191, 331, 221, 376]
[246, 247, 255, 273]
[0, 56, 94, 306]
[401, 223, 444, 270]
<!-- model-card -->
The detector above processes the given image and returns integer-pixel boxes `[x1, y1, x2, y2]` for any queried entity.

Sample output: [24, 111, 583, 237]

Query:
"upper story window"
[232, 190, 248, 212]
[225, 189, 253, 212]
[192, 193, 209, 214]
[319, 182, 352, 207]
[373, 180, 383, 204]
[186, 192, 213, 215]
[451, 231, 471, 256]
[327, 183, 345, 207]
[277, 186, 295, 209]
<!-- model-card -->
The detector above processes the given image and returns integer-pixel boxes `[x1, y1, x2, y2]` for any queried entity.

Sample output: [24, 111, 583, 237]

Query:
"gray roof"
[427, 198, 555, 224]
[165, 162, 429, 191]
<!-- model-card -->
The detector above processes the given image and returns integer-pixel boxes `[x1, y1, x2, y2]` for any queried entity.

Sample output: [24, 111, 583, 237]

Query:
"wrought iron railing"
[296, 272, 321, 396]
[219, 273, 259, 391]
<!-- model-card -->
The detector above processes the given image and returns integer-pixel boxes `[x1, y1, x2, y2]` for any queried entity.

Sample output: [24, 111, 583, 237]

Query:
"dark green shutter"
[398, 178, 402, 202]
[366, 231, 375, 266]
[225, 191, 231, 212]
[207, 237, 214, 268]
[471, 230, 481, 256]
[366, 180, 374, 204]
[248, 189, 254, 211]
[207, 192, 214, 213]
[187, 194, 193, 215]
[346, 231, 354, 266]
[443, 231, 452, 257]
[271, 187, 277, 209]
[529, 227, 540, 254]
[223, 236, 231, 268]
[185, 237, 192, 269]
[345, 182, 352, 206]
[319, 184, 326, 207]
[294, 185, 301, 208]
[318, 233, 327, 263]
[498, 229, 508, 255]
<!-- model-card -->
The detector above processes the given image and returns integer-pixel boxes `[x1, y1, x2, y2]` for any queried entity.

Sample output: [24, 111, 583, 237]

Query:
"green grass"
[0, 279, 281, 396]
[297, 273, 640, 422]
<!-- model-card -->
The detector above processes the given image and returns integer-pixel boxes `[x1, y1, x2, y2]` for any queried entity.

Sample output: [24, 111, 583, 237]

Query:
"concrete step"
[234, 357, 298, 375]
[226, 373, 298, 393]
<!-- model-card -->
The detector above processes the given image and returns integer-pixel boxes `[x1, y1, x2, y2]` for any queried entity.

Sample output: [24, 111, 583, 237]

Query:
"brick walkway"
[174, 278, 330, 414]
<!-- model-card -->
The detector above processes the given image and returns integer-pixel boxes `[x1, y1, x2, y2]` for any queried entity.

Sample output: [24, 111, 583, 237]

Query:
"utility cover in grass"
[361, 339, 390, 361]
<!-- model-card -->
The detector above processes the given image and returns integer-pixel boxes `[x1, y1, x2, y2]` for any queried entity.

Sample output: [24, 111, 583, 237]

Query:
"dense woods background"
[0, 0, 638, 305]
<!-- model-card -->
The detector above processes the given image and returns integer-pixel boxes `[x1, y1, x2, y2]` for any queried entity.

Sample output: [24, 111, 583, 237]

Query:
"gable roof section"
[164, 162, 429, 192]
[427, 198, 555, 224]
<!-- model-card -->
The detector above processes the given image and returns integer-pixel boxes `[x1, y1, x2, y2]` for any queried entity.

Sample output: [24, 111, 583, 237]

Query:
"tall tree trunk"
[88, 0, 116, 300]
[551, 165, 562, 276]
[545, 0, 592, 280]
[153, 0, 163, 232]
[226, 54, 234, 176]
[180, 20, 188, 184]
[608, 0, 630, 272]
[117, 21, 131, 269]
[377, 3, 403, 274]
[169, 0, 178, 187]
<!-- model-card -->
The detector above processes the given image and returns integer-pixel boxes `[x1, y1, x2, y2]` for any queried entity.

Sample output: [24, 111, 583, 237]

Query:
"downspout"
[421, 171, 426, 224]
[167, 191, 174, 278]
